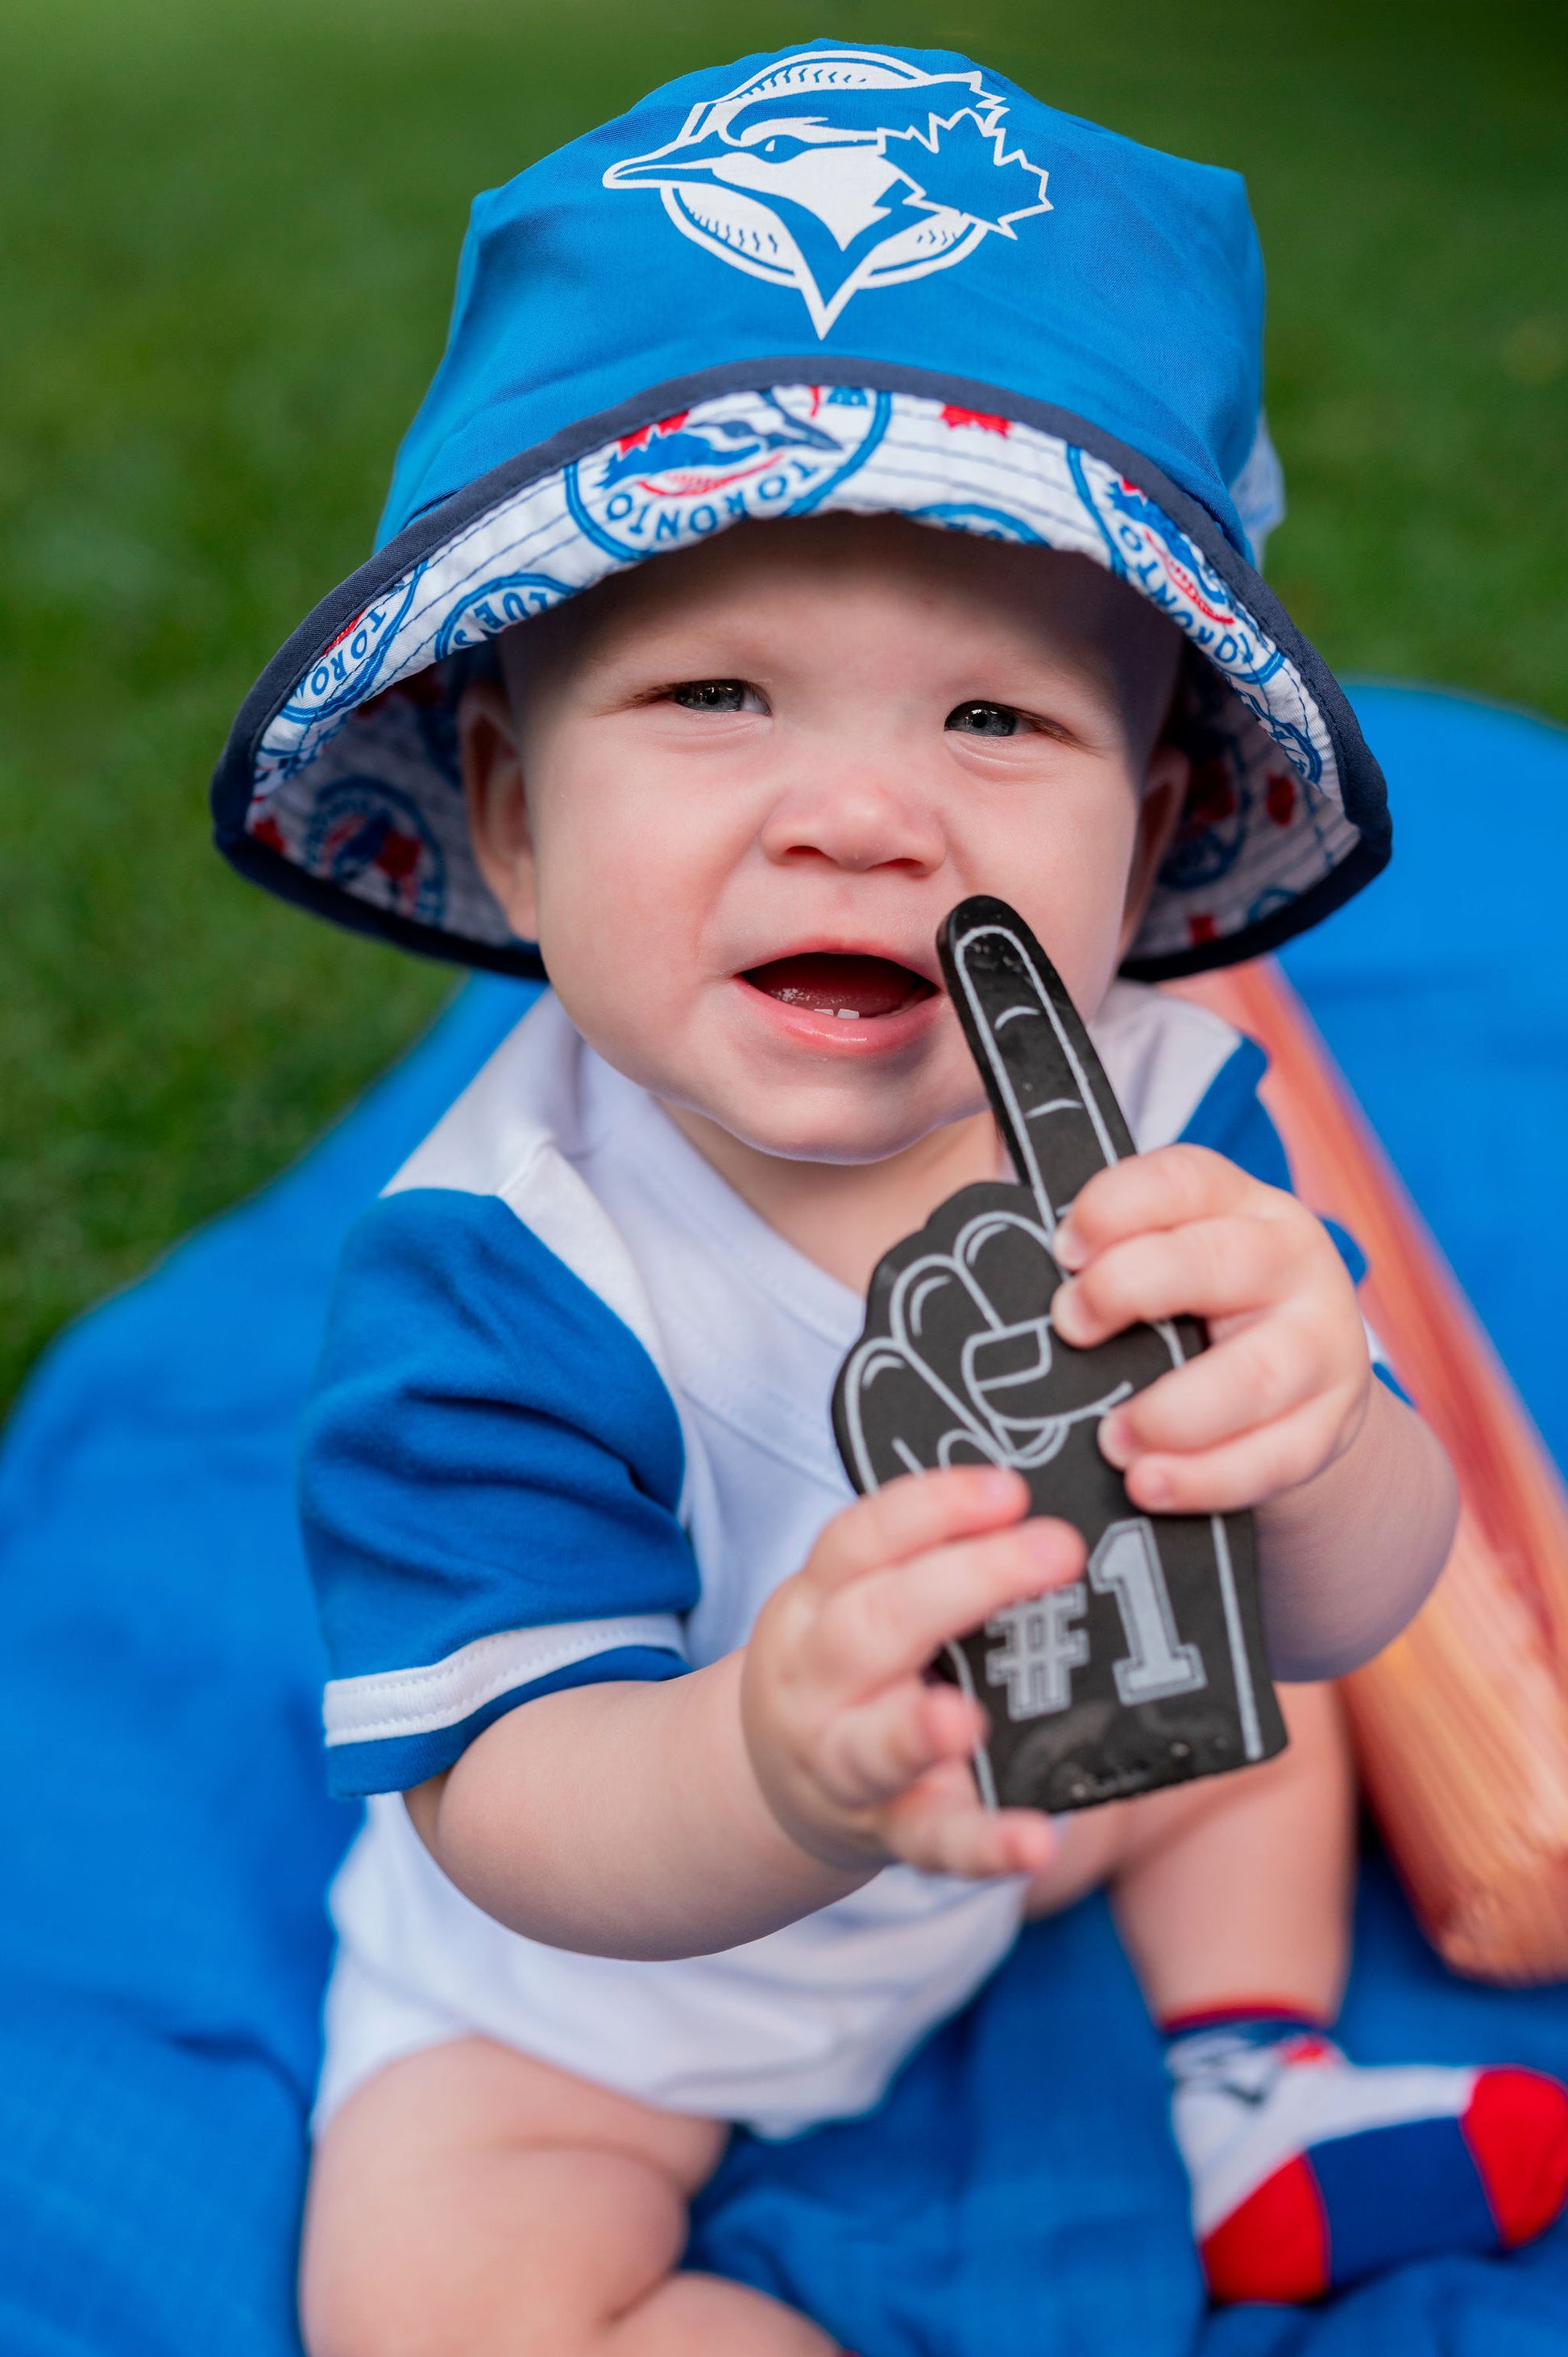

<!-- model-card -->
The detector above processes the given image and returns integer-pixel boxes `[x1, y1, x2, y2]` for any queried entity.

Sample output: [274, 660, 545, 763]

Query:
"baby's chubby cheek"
[531, 839, 1135, 1166]
[549, 933, 989, 1162]
[537, 890, 1115, 1170]
[484, 506, 1170, 1164]
[533, 886, 943, 1164]
[512, 715, 1144, 1162]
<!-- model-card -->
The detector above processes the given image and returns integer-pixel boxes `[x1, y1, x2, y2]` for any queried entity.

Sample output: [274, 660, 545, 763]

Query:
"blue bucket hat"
[211, 40, 1389, 979]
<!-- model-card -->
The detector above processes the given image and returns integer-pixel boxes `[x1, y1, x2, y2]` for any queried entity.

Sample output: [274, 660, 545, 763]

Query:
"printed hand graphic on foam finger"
[832, 898, 1288, 1812]
[838, 1201, 1134, 1488]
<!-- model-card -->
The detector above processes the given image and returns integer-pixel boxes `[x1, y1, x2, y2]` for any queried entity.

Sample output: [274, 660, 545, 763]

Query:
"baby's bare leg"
[301, 2037, 836, 2357]
[1025, 1681, 1354, 2018]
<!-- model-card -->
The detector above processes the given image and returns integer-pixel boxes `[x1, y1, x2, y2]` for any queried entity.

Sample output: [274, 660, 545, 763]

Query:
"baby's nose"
[760, 770, 945, 875]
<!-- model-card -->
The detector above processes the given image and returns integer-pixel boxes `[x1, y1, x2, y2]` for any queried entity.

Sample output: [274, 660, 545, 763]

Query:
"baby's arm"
[1048, 1143, 1458, 1677]
[406, 1467, 1081, 1957]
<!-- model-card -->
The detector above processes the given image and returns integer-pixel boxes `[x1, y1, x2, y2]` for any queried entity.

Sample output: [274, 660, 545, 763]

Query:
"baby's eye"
[670, 678, 761, 713]
[946, 700, 1032, 738]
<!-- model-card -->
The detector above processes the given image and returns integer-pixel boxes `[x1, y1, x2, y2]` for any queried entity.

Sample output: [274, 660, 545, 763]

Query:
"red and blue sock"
[1164, 2004, 1568, 2304]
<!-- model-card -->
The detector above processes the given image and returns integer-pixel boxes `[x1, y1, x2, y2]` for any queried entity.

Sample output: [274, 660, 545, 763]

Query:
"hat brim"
[212, 360, 1389, 981]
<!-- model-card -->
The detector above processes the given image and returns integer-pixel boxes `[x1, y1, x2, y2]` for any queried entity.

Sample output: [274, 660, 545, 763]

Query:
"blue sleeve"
[1177, 1035, 1410, 1402]
[1176, 1035, 1292, 1191]
[300, 1188, 699, 1796]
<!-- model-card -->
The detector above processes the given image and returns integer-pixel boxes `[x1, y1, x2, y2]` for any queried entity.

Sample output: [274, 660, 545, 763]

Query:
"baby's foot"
[1165, 2011, 1568, 2303]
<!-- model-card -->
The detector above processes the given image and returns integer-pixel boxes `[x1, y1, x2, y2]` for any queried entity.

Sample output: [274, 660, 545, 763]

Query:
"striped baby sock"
[1164, 2005, 1568, 2303]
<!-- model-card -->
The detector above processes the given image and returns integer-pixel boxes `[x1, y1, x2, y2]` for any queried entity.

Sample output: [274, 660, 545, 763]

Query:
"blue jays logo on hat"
[565, 385, 890, 559]
[604, 48, 1052, 338]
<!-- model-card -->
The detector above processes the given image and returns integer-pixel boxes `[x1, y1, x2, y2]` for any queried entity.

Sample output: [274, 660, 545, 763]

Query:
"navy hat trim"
[212, 360, 1389, 981]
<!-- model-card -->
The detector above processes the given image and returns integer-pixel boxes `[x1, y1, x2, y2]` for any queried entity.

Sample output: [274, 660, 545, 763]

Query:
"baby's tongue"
[744, 952, 930, 1020]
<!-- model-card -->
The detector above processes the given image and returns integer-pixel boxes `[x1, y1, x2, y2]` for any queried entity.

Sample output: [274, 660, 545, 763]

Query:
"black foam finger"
[940, 896, 1135, 1233]
[836, 1333, 999, 1491]
[831, 894, 1286, 1815]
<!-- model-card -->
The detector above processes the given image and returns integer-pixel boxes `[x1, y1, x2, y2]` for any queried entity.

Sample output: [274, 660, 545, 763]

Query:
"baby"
[209, 44, 1568, 2351]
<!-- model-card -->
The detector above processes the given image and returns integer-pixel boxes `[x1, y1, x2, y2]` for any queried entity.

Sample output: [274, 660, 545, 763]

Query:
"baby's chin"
[664, 1077, 989, 1170]
[561, 984, 989, 1168]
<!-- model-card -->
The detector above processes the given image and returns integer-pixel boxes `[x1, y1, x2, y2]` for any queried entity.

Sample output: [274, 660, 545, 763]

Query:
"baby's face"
[462, 517, 1187, 1165]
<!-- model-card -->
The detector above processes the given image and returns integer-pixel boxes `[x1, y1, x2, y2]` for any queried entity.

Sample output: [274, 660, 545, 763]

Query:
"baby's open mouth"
[741, 952, 937, 1022]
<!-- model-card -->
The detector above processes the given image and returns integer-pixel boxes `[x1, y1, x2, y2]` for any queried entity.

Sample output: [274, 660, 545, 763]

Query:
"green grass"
[2, 0, 1565, 1409]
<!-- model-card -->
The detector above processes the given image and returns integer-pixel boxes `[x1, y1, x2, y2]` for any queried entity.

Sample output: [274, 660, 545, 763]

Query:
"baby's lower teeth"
[836, 1008, 860, 1020]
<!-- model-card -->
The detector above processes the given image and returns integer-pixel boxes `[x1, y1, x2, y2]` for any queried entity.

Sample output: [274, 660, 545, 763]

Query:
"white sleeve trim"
[323, 1613, 689, 1747]
[381, 992, 674, 1386]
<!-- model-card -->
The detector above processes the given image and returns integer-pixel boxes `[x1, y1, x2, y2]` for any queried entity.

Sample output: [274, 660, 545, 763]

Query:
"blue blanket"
[3, 683, 1566, 2355]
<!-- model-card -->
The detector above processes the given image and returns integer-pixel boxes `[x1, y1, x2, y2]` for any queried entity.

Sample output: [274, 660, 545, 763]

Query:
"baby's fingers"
[881, 1764, 1058, 1879]
[1052, 1214, 1306, 1349]
[803, 1465, 1029, 1596]
[1055, 1145, 1253, 1265]
[815, 1679, 986, 1811]
[816, 1517, 1085, 1694]
[1098, 1315, 1335, 1460]
[1111, 1393, 1360, 1514]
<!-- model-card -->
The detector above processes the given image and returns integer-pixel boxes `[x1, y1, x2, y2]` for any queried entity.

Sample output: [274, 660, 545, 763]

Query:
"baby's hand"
[1050, 1144, 1370, 1517]
[741, 1467, 1081, 1880]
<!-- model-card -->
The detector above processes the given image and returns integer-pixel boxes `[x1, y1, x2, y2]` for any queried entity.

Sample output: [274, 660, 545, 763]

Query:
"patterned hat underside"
[247, 386, 1355, 970]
